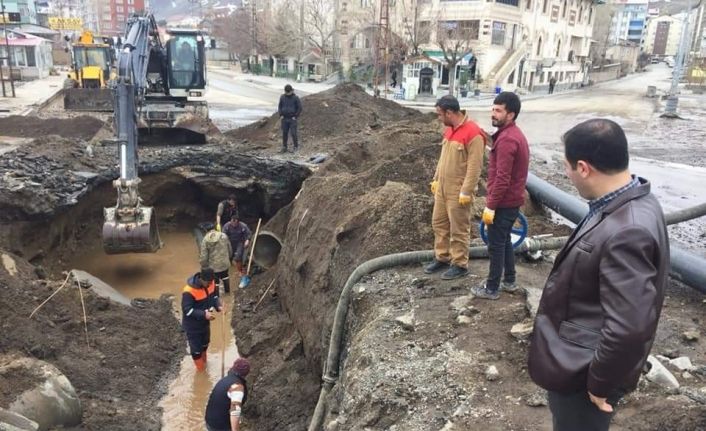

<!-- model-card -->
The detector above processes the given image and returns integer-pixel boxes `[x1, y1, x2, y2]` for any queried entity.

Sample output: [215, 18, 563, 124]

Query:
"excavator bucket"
[102, 206, 162, 254]
[64, 88, 114, 112]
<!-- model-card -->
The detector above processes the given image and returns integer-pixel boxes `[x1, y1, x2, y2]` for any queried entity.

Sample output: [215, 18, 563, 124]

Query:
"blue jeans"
[486, 207, 520, 292]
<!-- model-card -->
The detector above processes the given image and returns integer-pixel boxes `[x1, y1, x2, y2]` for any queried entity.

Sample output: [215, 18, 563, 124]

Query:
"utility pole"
[663, 0, 694, 117]
[299, 0, 304, 81]
[372, 0, 390, 98]
[1, 0, 17, 97]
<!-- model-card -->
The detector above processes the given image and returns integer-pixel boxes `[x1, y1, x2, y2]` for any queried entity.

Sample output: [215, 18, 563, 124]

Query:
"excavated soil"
[0, 115, 105, 141]
[0, 251, 182, 430]
[227, 85, 706, 431]
[223, 83, 420, 155]
[2, 83, 705, 430]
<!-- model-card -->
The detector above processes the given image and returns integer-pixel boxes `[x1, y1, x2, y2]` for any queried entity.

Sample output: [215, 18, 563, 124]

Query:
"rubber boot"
[193, 356, 206, 371]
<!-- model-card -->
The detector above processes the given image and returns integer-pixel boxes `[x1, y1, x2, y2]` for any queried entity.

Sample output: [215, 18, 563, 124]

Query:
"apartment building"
[96, 0, 146, 36]
[608, 0, 648, 45]
[401, 0, 595, 94]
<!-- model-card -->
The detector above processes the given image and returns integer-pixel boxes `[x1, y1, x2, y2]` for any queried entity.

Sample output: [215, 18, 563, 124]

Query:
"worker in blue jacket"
[181, 268, 222, 371]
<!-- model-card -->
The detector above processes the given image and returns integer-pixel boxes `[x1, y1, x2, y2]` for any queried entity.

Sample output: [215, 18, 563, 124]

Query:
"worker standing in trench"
[205, 357, 251, 431]
[200, 227, 233, 293]
[222, 213, 252, 288]
[472, 92, 529, 300]
[216, 195, 239, 232]
[425, 95, 486, 280]
[181, 268, 223, 371]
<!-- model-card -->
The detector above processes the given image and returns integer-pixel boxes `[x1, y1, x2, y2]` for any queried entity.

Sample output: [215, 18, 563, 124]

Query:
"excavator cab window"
[167, 34, 204, 90]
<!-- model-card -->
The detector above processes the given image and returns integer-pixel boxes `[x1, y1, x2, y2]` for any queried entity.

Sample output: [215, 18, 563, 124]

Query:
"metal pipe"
[665, 202, 706, 225]
[526, 173, 706, 293]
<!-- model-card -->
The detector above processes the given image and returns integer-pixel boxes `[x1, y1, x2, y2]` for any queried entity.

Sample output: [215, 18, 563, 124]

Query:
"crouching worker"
[181, 268, 222, 371]
[205, 357, 251, 431]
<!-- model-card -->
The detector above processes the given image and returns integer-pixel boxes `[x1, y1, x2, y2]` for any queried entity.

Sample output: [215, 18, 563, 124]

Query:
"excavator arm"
[102, 14, 163, 254]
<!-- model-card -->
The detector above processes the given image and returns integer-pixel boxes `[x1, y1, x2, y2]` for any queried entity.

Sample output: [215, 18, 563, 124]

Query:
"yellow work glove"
[216, 224, 221, 232]
[459, 193, 472, 206]
[482, 207, 496, 225]
[430, 180, 439, 195]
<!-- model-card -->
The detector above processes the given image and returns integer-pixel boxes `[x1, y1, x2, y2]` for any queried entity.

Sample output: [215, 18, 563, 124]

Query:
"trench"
[15, 164, 307, 430]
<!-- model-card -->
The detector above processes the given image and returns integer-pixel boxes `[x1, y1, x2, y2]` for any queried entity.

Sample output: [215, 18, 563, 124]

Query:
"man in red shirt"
[472, 92, 529, 300]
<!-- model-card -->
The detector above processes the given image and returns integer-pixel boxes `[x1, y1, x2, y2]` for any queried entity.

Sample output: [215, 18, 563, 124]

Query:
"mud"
[0, 251, 183, 430]
[0, 115, 105, 140]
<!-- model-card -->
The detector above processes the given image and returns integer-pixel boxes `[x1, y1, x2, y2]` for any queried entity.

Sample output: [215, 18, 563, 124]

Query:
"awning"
[422, 50, 474, 66]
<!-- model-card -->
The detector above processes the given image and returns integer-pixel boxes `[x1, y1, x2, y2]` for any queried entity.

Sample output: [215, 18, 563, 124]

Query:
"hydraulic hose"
[308, 237, 569, 430]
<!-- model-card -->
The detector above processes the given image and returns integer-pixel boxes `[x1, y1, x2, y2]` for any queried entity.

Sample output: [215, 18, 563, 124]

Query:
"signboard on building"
[48, 17, 83, 31]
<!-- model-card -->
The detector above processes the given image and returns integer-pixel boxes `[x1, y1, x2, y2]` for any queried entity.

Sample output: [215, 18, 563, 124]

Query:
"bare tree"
[436, 20, 476, 94]
[305, 0, 336, 53]
[266, 0, 303, 57]
[212, 10, 254, 62]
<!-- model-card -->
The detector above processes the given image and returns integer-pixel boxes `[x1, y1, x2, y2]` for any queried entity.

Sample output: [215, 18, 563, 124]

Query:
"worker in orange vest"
[181, 268, 222, 371]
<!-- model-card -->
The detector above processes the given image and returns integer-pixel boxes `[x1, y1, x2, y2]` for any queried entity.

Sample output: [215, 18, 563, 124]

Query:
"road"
[207, 65, 705, 255]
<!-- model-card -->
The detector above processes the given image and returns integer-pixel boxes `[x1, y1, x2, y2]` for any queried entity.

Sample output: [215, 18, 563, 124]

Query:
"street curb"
[18, 86, 64, 116]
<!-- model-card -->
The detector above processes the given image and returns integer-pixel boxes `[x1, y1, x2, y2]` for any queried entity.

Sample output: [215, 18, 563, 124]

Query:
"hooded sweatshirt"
[278, 92, 302, 119]
[200, 230, 232, 272]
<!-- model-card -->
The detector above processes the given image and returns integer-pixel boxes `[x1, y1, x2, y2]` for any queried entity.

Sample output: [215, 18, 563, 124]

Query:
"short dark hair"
[228, 194, 237, 202]
[200, 268, 214, 282]
[563, 119, 629, 174]
[493, 92, 521, 120]
[284, 84, 293, 92]
[435, 95, 460, 112]
[230, 212, 240, 221]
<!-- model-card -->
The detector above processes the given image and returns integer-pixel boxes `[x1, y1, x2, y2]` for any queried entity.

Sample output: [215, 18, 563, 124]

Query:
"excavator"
[102, 13, 209, 254]
[63, 30, 116, 111]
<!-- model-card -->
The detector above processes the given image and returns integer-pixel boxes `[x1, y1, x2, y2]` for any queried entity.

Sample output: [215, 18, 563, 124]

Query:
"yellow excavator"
[63, 30, 116, 111]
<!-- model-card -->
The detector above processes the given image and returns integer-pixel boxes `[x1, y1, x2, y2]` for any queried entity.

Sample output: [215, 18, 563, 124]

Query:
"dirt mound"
[0, 251, 183, 430]
[223, 83, 422, 154]
[0, 115, 105, 140]
[228, 86, 573, 429]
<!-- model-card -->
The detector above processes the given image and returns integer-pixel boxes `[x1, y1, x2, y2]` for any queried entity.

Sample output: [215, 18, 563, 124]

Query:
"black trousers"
[486, 207, 519, 292]
[281, 117, 299, 149]
[186, 327, 210, 359]
[215, 269, 230, 293]
[548, 390, 616, 431]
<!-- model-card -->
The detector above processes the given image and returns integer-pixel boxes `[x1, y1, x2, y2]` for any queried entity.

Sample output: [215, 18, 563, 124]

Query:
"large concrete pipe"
[526, 173, 706, 293]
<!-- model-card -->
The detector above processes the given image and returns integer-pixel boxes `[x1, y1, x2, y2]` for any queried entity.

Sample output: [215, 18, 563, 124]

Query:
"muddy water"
[69, 230, 240, 430]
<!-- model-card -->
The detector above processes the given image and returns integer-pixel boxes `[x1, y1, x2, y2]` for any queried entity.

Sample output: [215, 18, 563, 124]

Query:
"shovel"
[239, 218, 262, 288]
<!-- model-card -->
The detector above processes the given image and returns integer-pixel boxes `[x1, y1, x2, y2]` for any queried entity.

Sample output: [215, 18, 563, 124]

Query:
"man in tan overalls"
[425, 95, 485, 279]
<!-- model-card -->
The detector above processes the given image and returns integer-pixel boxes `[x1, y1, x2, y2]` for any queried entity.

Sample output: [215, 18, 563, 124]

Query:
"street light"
[662, 0, 698, 118]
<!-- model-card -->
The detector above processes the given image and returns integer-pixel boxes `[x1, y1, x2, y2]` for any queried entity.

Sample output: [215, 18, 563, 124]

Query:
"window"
[562, 0, 567, 18]
[496, 0, 520, 6]
[542, 0, 548, 14]
[438, 20, 479, 40]
[540, 72, 545, 83]
[578, 6, 583, 23]
[117, 5, 124, 13]
[418, 21, 431, 43]
[459, 20, 480, 40]
[588, 7, 593, 24]
[526, 0, 531, 9]
[536, 36, 542, 56]
[360, 0, 370, 6]
[491, 21, 506, 45]
[556, 39, 561, 57]
[508, 69, 515, 84]
[127, 0, 134, 3]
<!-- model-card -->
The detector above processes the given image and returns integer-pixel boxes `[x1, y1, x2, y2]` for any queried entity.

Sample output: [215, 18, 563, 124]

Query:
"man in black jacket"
[528, 119, 669, 430]
[278, 84, 302, 153]
[205, 357, 250, 431]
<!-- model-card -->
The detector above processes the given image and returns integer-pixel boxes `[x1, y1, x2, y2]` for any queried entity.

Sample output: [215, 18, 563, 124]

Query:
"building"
[0, 29, 54, 79]
[608, 0, 648, 45]
[399, 0, 596, 95]
[96, 0, 147, 36]
[643, 13, 692, 57]
[0, 0, 39, 25]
